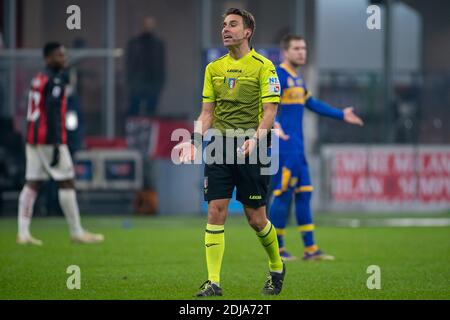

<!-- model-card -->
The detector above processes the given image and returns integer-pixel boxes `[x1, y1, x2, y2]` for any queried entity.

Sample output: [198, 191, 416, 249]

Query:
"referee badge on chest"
[227, 78, 236, 89]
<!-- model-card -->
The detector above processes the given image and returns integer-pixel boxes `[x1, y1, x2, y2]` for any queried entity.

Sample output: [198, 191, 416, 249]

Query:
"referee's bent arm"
[255, 102, 278, 140]
[195, 102, 215, 135]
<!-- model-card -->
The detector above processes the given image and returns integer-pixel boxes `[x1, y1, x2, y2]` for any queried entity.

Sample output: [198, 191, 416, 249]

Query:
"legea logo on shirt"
[228, 78, 236, 89]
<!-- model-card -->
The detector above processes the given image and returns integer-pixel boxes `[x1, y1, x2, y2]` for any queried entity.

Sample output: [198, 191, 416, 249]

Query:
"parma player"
[175, 8, 285, 296]
[17, 42, 104, 245]
[270, 35, 363, 261]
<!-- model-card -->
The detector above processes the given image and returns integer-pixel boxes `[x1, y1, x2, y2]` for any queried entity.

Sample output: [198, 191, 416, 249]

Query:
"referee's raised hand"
[173, 141, 197, 163]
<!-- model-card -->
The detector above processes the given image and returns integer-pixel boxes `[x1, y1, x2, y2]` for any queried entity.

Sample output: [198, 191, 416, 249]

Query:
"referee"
[175, 8, 285, 297]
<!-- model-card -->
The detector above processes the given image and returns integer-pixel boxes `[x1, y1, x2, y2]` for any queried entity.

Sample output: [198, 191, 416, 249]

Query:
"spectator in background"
[126, 17, 166, 117]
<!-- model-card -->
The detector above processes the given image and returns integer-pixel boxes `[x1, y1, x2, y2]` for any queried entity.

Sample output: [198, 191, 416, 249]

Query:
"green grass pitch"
[0, 215, 449, 300]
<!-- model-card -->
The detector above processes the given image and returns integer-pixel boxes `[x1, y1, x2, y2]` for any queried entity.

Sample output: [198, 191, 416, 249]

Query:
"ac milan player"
[17, 42, 104, 245]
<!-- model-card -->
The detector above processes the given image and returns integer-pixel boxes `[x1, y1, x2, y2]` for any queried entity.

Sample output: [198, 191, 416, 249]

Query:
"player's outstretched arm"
[306, 96, 363, 126]
[173, 102, 215, 163]
[305, 96, 344, 120]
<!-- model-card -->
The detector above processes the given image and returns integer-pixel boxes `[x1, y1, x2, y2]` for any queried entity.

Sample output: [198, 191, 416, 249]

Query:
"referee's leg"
[236, 159, 283, 271]
[205, 199, 229, 285]
[237, 157, 286, 294]
[244, 205, 284, 273]
[198, 158, 233, 295]
[244, 204, 286, 295]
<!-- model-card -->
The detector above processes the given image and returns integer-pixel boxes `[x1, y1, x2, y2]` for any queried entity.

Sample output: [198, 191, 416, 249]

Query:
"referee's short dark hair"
[43, 42, 62, 58]
[223, 8, 256, 42]
[280, 34, 304, 50]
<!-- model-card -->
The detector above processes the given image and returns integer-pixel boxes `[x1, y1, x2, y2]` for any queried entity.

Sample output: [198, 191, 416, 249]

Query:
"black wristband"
[190, 132, 203, 148]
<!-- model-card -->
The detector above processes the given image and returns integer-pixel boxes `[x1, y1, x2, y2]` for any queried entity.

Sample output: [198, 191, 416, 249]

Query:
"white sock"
[18, 185, 37, 238]
[58, 188, 84, 237]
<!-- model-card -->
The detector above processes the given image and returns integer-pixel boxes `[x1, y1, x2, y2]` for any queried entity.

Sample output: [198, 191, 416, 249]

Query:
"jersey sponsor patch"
[269, 77, 279, 85]
[52, 86, 62, 98]
[268, 77, 280, 93]
[269, 83, 280, 94]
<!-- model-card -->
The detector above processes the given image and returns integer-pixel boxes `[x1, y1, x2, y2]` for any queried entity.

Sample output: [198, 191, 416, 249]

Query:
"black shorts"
[203, 135, 271, 208]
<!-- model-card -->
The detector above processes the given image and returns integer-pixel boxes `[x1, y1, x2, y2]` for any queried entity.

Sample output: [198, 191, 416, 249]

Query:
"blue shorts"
[271, 153, 313, 196]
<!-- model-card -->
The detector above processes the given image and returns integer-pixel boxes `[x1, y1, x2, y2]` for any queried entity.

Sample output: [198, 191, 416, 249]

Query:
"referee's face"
[284, 39, 307, 67]
[222, 14, 249, 48]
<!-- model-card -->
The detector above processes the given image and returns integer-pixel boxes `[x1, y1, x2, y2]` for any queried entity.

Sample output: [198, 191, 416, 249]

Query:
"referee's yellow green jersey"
[202, 48, 281, 135]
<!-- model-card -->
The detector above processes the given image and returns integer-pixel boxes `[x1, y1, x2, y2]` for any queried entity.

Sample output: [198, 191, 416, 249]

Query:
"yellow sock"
[257, 221, 283, 273]
[205, 224, 225, 285]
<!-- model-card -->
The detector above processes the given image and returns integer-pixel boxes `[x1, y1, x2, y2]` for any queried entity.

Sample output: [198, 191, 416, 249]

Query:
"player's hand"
[343, 107, 364, 126]
[238, 137, 257, 157]
[273, 122, 290, 141]
[173, 141, 197, 163]
[50, 145, 60, 167]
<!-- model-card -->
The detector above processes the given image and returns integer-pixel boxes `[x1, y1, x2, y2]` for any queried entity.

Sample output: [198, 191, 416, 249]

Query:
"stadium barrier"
[74, 150, 143, 190]
[320, 145, 450, 212]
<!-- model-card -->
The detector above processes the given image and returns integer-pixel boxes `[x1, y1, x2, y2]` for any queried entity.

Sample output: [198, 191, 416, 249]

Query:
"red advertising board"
[328, 147, 450, 205]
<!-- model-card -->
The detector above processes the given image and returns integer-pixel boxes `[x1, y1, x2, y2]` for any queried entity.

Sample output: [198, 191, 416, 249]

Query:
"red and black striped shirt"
[26, 69, 68, 145]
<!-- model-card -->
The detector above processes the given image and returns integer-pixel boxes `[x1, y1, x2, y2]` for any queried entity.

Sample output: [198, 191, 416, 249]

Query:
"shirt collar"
[280, 62, 298, 78]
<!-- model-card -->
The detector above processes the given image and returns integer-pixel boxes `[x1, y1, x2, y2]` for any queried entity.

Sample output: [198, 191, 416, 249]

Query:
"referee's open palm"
[173, 142, 197, 163]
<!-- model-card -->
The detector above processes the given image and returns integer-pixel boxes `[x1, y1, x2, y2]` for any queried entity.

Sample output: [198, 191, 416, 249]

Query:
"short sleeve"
[260, 61, 281, 104]
[202, 64, 215, 103]
[276, 67, 287, 96]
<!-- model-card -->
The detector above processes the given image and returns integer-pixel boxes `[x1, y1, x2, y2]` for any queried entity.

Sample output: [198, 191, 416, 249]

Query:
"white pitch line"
[333, 218, 450, 227]
[377, 218, 450, 227]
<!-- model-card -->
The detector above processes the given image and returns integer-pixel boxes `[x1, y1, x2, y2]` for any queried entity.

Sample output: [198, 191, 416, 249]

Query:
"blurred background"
[0, 0, 449, 218]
